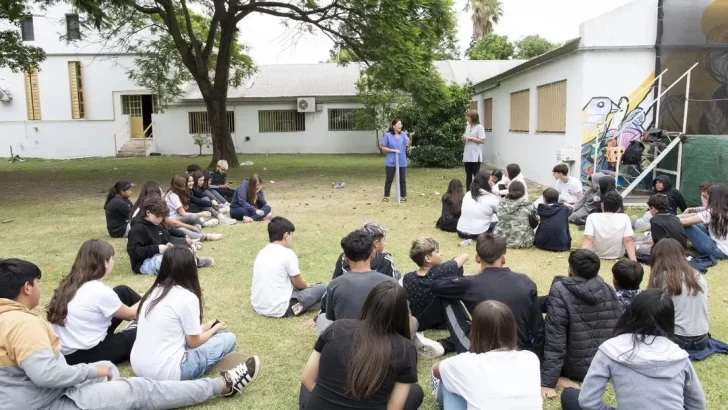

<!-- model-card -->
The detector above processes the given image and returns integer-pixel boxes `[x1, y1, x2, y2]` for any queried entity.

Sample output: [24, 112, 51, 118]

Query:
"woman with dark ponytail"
[104, 181, 133, 238]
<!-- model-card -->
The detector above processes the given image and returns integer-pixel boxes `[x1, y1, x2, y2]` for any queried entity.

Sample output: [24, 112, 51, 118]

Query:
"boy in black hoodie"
[535, 188, 572, 251]
[633, 175, 687, 231]
[331, 222, 401, 282]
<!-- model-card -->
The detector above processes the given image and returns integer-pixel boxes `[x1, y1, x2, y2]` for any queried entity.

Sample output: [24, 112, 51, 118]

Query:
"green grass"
[1, 154, 727, 410]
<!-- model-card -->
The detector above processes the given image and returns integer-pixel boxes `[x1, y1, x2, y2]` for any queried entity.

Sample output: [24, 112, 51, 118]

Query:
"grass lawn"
[1, 154, 726, 410]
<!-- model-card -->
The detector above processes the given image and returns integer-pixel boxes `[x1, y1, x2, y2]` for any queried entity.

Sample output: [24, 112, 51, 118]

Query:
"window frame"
[536, 80, 567, 134]
[21, 15, 34, 41]
[68, 61, 86, 119]
[188, 111, 235, 134]
[328, 108, 368, 131]
[66, 14, 81, 41]
[483, 98, 493, 132]
[24, 70, 41, 120]
[509, 89, 531, 133]
[258, 110, 306, 133]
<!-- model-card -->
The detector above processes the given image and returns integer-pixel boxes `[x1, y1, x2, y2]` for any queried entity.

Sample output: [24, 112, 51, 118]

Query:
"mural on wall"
[580, 75, 657, 184]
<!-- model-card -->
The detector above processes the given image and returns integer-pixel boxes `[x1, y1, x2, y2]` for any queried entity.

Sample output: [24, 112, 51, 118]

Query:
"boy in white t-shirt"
[251, 217, 327, 318]
[552, 164, 583, 205]
[582, 191, 637, 261]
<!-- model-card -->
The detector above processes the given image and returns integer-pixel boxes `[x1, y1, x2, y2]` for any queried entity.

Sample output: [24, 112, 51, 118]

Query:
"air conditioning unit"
[556, 148, 576, 163]
[0, 88, 11, 103]
[297, 97, 315, 113]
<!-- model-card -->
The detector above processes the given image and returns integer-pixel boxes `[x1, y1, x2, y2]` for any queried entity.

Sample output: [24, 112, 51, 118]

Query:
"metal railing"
[142, 121, 154, 155]
[113, 121, 129, 154]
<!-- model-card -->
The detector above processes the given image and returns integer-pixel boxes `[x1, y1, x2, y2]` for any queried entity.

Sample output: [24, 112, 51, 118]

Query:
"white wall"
[475, 53, 585, 187]
[580, 0, 658, 48]
[153, 101, 379, 155]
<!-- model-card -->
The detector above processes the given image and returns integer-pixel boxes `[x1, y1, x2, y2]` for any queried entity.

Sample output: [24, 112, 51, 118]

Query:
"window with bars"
[537, 80, 567, 133]
[483, 98, 493, 131]
[328, 108, 368, 131]
[258, 110, 305, 132]
[21, 16, 34, 41]
[66, 14, 81, 40]
[510, 89, 530, 132]
[68, 61, 85, 119]
[188, 111, 236, 134]
[24, 70, 41, 120]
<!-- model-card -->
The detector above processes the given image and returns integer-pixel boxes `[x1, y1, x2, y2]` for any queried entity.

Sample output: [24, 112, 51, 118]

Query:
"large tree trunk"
[205, 92, 238, 169]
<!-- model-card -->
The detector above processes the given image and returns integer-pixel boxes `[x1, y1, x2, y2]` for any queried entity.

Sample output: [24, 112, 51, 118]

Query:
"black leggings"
[64, 285, 141, 365]
[561, 387, 582, 410]
[299, 383, 423, 410]
[464, 162, 481, 191]
[384, 166, 407, 198]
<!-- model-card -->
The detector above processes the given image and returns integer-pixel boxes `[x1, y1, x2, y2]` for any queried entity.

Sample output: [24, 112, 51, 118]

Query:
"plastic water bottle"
[458, 239, 472, 247]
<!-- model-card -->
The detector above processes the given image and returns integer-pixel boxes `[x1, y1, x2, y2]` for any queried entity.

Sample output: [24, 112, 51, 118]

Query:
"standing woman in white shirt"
[47, 239, 141, 365]
[462, 110, 486, 191]
[457, 171, 500, 240]
[431, 300, 542, 410]
[131, 247, 258, 382]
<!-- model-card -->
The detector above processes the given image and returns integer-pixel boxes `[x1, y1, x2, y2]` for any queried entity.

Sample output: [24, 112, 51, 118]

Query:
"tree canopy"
[514, 35, 558, 59]
[466, 34, 513, 60]
[0, 0, 47, 72]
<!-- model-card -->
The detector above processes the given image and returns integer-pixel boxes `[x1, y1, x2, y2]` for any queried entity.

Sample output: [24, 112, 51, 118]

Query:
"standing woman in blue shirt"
[462, 110, 487, 191]
[380, 119, 413, 203]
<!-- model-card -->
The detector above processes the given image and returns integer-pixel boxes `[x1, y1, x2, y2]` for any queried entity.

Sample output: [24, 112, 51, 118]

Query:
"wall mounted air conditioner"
[297, 97, 316, 113]
[0, 88, 11, 102]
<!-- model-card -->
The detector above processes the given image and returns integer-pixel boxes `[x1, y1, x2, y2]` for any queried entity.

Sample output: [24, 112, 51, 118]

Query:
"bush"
[410, 145, 462, 168]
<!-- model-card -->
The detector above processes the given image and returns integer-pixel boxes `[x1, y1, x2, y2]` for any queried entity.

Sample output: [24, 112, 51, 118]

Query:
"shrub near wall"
[399, 83, 471, 168]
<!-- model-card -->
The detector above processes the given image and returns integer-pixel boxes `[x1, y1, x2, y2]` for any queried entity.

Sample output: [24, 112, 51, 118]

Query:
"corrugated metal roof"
[181, 60, 526, 101]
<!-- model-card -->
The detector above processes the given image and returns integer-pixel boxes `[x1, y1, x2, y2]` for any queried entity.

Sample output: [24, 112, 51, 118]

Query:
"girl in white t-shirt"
[681, 183, 728, 260]
[165, 175, 217, 228]
[432, 300, 542, 410]
[457, 171, 500, 240]
[47, 240, 141, 365]
[131, 247, 253, 381]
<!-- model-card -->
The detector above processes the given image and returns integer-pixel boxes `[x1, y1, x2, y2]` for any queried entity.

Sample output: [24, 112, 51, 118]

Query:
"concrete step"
[117, 138, 151, 158]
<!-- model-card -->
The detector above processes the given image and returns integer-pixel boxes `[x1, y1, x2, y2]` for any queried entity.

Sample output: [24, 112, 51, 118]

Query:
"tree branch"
[179, 0, 203, 55]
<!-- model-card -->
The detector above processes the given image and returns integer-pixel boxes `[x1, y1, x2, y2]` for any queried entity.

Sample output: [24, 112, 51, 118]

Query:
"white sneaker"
[203, 218, 219, 227]
[220, 206, 230, 215]
[205, 233, 223, 241]
[414, 332, 444, 358]
[220, 216, 237, 225]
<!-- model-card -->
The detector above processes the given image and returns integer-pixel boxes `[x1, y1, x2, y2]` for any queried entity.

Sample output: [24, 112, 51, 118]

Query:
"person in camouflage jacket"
[494, 181, 537, 248]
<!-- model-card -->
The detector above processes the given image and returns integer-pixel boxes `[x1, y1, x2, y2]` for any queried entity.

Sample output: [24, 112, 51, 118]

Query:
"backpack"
[622, 140, 644, 165]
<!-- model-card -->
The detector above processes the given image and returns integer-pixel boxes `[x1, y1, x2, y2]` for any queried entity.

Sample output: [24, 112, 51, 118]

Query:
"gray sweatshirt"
[578, 333, 706, 410]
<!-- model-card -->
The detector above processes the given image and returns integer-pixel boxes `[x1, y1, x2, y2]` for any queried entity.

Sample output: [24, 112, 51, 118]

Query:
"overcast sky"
[237, 0, 634, 64]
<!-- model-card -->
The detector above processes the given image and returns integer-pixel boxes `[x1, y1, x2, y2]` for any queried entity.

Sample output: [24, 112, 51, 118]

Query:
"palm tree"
[465, 0, 504, 42]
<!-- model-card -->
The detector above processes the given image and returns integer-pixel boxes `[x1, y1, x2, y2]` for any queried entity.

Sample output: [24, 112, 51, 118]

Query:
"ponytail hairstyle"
[104, 181, 132, 209]
[471, 171, 493, 201]
[167, 175, 189, 206]
[47, 240, 115, 325]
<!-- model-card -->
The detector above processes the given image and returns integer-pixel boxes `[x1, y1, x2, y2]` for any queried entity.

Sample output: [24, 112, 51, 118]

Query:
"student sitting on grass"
[560, 289, 706, 410]
[681, 180, 713, 218]
[432, 301, 542, 410]
[429, 234, 544, 357]
[0, 258, 258, 410]
[498, 163, 528, 196]
[127, 197, 214, 275]
[185, 173, 229, 226]
[47, 240, 140, 366]
[210, 160, 236, 202]
[203, 171, 233, 210]
[131, 247, 259, 382]
[230, 173, 272, 222]
[535, 164, 582, 207]
[457, 171, 500, 240]
[612, 260, 644, 310]
[582, 191, 636, 261]
[635, 194, 688, 263]
[104, 181, 134, 238]
[633, 175, 688, 231]
[681, 183, 728, 260]
[332, 221, 401, 282]
[540, 249, 622, 400]
[403, 238, 467, 353]
[534, 188, 572, 252]
[494, 181, 538, 249]
[190, 171, 236, 225]
[569, 173, 605, 226]
[648, 239, 709, 351]
[165, 175, 218, 228]
[251, 217, 327, 318]
[300, 282, 423, 410]
[186, 164, 202, 174]
[436, 179, 464, 233]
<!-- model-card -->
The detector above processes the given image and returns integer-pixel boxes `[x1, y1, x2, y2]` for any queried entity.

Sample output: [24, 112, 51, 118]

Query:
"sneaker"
[291, 302, 304, 316]
[192, 242, 203, 251]
[220, 206, 230, 215]
[219, 216, 237, 225]
[414, 332, 444, 359]
[203, 218, 219, 227]
[194, 224, 203, 232]
[242, 216, 254, 223]
[221, 356, 260, 398]
[196, 257, 214, 268]
[205, 233, 223, 241]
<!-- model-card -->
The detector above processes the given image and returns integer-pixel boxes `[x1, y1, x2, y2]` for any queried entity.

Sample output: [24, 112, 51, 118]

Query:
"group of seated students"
[434, 160, 728, 263]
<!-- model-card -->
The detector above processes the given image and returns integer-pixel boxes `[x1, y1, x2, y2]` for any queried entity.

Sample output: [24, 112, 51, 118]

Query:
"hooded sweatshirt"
[534, 203, 572, 251]
[541, 276, 622, 387]
[0, 299, 99, 410]
[577, 334, 706, 410]
[494, 197, 536, 248]
[571, 173, 606, 222]
[653, 175, 687, 215]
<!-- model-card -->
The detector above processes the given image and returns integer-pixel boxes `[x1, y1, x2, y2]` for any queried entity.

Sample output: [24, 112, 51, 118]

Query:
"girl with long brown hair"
[432, 300, 541, 409]
[648, 238, 710, 350]
[436, 178, 464, 232]
[164, 174, 218, 228]
[681, 183, 728, 260]
[462, 110, 486, 191]
[48, 239, 141, 365]
[300, 281, 423, 409]
[230, 173, 272, 222]
[189, 171, 237, 225]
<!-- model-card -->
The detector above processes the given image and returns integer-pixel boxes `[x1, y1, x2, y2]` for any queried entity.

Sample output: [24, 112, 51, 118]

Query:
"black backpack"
[622, 140, 644, 166]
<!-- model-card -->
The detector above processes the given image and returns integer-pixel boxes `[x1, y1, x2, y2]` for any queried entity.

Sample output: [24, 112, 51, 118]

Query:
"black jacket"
[436, 195, 460, 232]
[650, 212, 687, 248]
[653, 175, 686, 215]
[105, 196, 133, 238]
[534, 204, 572, 251]
[127, 218, 170, 273]
[332, 252, 400, 281]
[541, 276, 621, 387]
[431, 267, 545, 357]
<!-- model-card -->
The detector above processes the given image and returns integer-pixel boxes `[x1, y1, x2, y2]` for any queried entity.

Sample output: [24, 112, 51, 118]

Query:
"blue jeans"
[433, 374, 467, 410]
[230, 204, 272, 221]
[139, 254, 163, 275]
[685, 224, 728, 259]
[179, 332, 237, 380]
